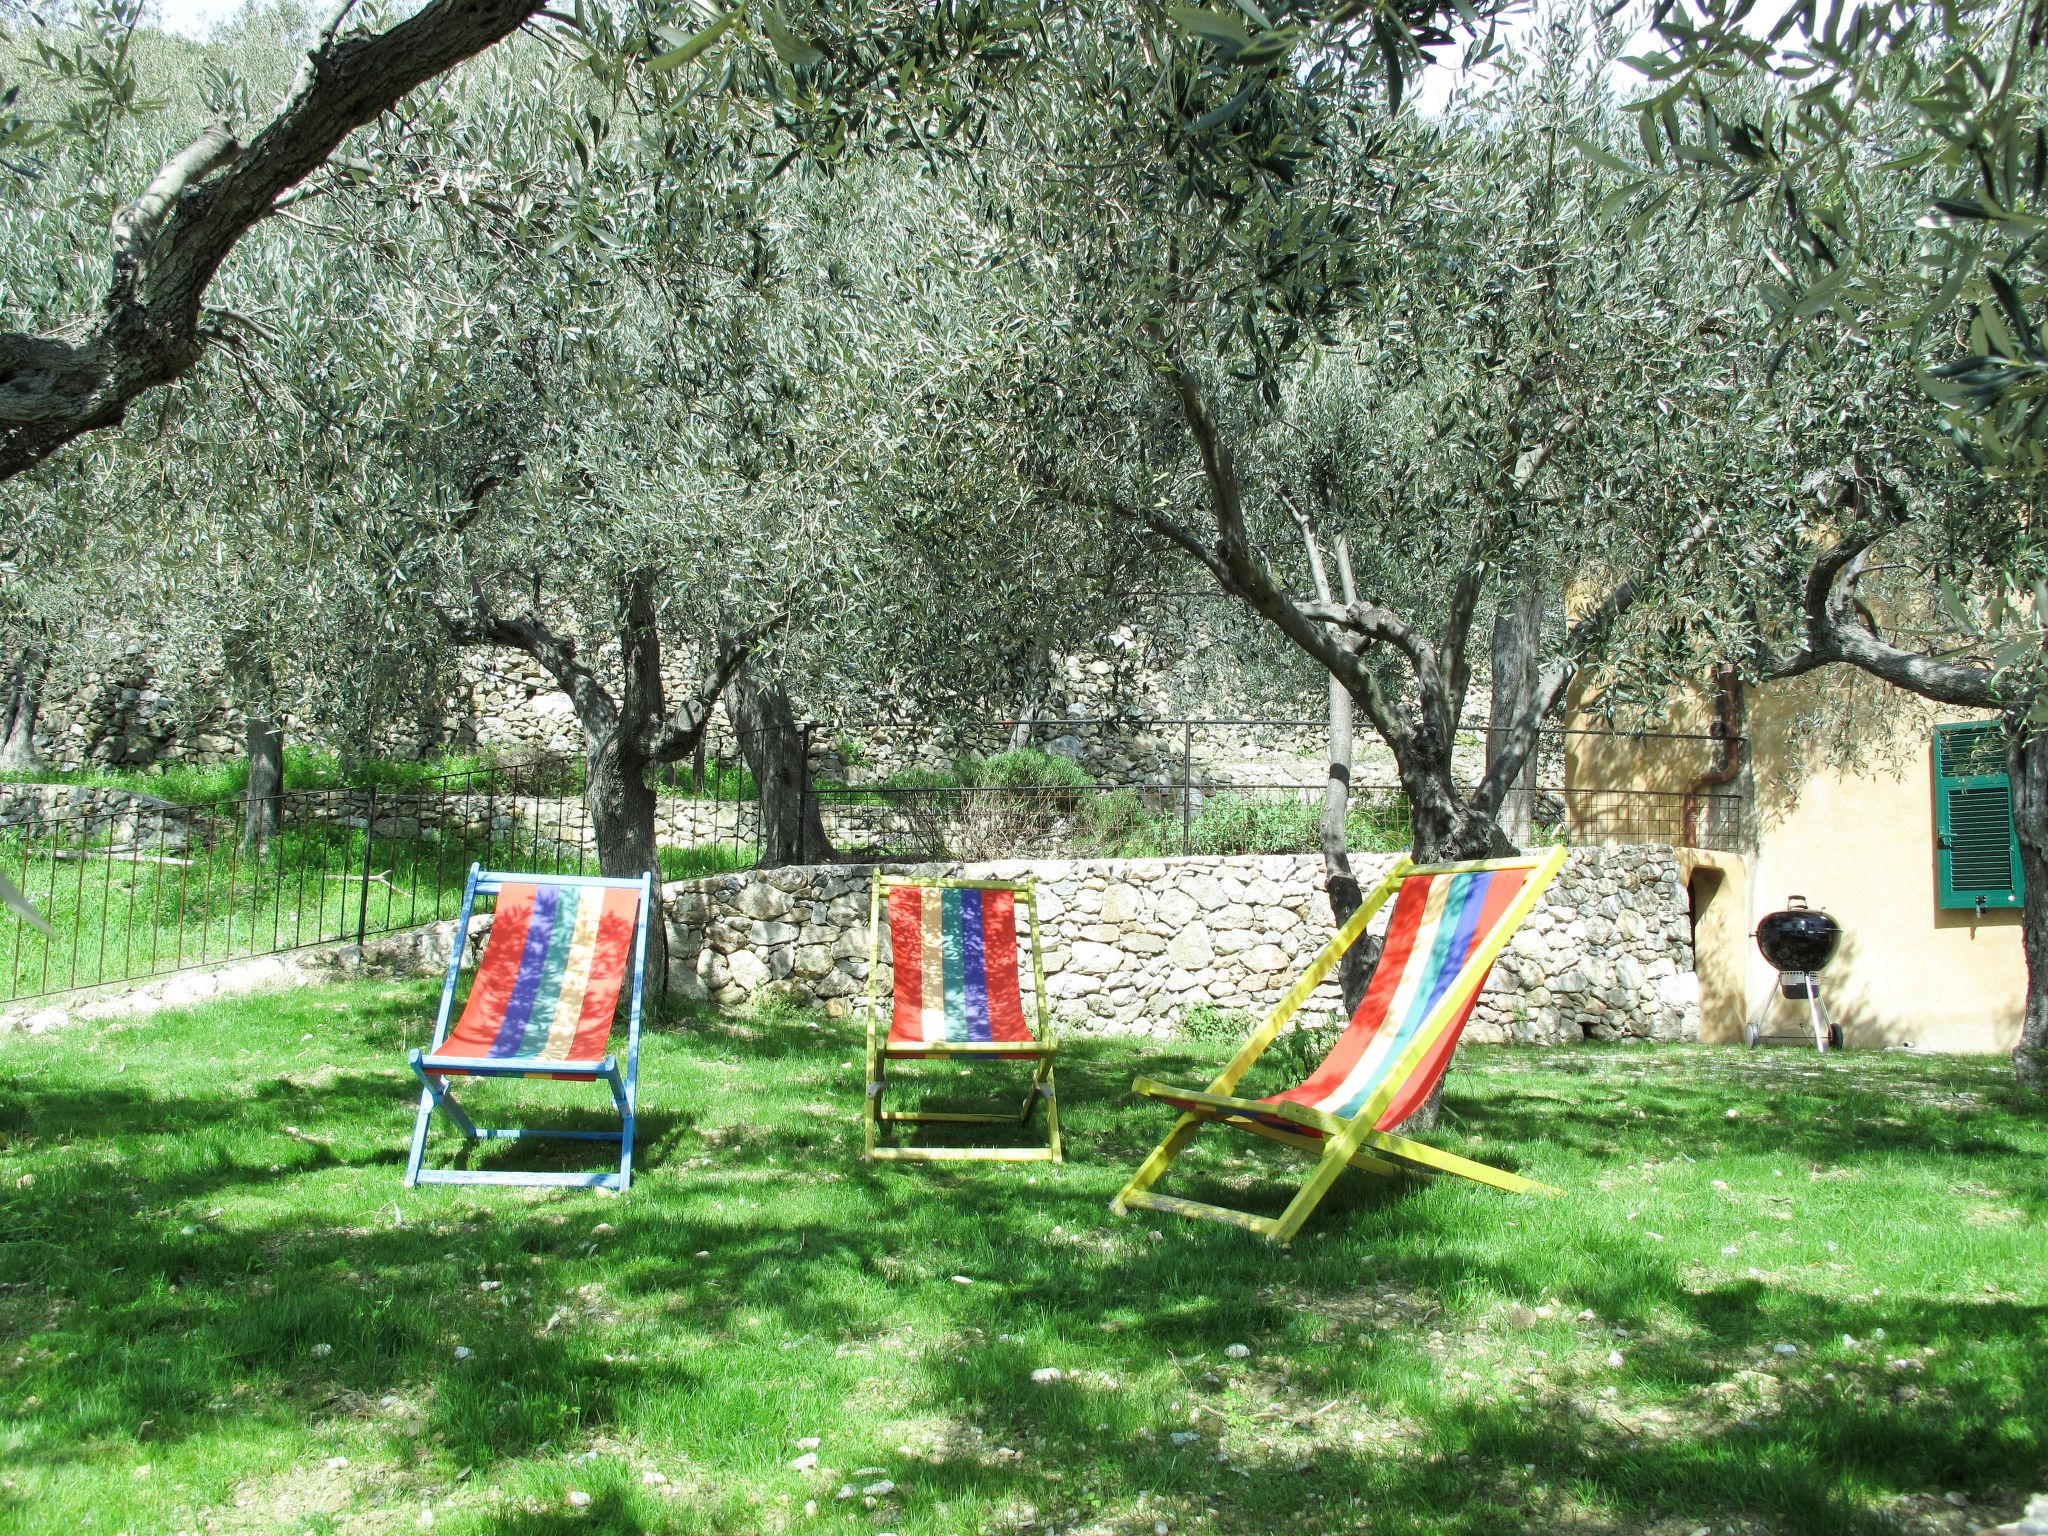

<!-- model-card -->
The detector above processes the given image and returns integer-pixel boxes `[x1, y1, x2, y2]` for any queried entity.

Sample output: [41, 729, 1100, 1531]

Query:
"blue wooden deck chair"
[404, 865, 653, 1192]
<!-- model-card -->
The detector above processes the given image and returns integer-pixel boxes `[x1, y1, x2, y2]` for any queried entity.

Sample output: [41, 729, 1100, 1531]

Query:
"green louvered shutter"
[1934, 723, 2022, 910]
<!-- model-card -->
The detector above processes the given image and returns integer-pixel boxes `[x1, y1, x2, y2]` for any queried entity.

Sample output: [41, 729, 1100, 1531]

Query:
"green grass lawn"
[0, 985, 2041, 1535]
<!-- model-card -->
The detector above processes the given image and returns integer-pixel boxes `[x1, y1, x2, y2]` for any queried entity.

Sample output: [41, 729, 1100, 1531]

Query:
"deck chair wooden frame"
[862, 873, 1062, 1164]
[1111, 848, 1566, 1242]
[404, 864, 653, 1193]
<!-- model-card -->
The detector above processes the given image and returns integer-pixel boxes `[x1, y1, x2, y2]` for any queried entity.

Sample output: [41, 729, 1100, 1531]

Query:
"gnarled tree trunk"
[729, 667, 832, 868]
[584, 731, 668, 995]
[242, 713, 284, 851]
[2010, 727, 2048, 1089]
[1488, 577, 1544, 845]
[0, 647, 45, 772]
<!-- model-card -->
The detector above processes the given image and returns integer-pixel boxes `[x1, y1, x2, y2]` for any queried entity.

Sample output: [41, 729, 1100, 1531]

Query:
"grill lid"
[1755, 895, 1841, 974]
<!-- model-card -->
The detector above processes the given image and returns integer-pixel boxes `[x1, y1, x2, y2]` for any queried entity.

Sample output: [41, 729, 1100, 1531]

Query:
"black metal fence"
[0, 755, 762, 1006]
[3, 718, 1747, 1006]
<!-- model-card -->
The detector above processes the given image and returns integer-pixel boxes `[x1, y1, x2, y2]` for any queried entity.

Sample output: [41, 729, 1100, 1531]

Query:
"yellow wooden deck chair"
[861, 873, 1061, 1163]
[1112, 848, 1565, 1241]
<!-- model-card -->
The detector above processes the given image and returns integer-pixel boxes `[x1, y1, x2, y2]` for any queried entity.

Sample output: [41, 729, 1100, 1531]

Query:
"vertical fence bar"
[355, 787, 377, 948]
[1181, 722, 1194, 856]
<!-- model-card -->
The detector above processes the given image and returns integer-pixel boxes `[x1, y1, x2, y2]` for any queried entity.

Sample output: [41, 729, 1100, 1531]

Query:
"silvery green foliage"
[906, 12, 1754, 854]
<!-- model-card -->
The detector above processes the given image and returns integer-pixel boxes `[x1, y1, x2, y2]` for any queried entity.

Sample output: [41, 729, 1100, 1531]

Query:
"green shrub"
[658, 842, 756, 881]
[1187, 794, 1317, 856]
[1178, 1002, 1255, 1045]
[963, 747, 1091, 791]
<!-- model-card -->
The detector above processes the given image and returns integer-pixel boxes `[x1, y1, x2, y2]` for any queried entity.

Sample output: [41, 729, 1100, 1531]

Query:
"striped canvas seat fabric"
[1262, 863, 1529, 1132]
[885, 884, 1037, 1051]
[436, 881, 642, 1068]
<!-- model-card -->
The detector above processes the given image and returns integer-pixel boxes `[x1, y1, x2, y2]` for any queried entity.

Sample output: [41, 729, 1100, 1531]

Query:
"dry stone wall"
[664, 846, 1700, 1043]
[0, 782, 195, 849]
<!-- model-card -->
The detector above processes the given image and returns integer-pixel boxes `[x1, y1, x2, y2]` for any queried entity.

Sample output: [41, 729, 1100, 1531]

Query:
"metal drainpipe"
[1681, 672, 1747, 847]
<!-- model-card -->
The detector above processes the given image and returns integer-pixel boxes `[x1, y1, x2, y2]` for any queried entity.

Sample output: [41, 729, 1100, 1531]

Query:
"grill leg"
[1807, 983, 1834, 1053]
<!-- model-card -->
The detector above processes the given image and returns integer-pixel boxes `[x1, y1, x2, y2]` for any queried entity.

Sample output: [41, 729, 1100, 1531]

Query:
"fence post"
[355, 786, 377, 949]
[1181, 721, 1193, 856]
[799, 721, 814, 865]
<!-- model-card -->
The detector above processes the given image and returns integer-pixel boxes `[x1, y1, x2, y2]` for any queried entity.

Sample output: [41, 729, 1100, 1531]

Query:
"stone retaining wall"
[665, 846, 1700, 1043]
[0, 782, 194, 849]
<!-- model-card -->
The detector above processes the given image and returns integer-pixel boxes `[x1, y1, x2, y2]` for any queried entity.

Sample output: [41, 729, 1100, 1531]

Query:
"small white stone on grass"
[325, 1456, 348, 1469]
[567, 1490, 591, 1509]
[795, 1436, 821, 1450]
[803, 1500, 817, 1517]
[452, 1346, 472, 1361]
[1170, 1432, 1200, 1446]
[951, 1275, 973, 1285]
[1722, 1245, 1740, 1256]
[863, 1480, 896, 1497]
[642, 1470, 668, 1486]
[1224, 1344, 1251, 1359]
[417, 1508, 434, 1529]
[1606, 1350, 1624, 1368]
[591, 1223, 614, 1236]
[1772, 1343, 1798, 1357]
[835, 1485, 857, 1502]
[310, 1343, 333, 1358]
[789, 1452, 818, 1471]
[1030, 1367, 1063, 1384]
[1842, 1335, 1860, 1350]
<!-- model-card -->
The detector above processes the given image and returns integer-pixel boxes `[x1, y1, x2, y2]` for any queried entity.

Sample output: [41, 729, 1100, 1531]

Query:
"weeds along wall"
[664, 848, 1702, 1043]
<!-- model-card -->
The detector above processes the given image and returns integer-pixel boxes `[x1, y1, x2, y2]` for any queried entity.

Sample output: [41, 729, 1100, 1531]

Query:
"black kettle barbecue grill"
[1746, 896, 1844, 1052]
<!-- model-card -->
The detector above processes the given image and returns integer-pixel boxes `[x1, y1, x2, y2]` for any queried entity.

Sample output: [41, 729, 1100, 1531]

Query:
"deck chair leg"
[1111, 1111, 1204, 1214]
[410, 1052, 482, 1136]
[1360, 1128, 1559, 1197]
[405, 1085, 436, 1187]
[1270, 1126, 1376, 1244]
[599, 1058, 634, 1193]
[1016, 1052, 1059, 1157]
[864, 1051, 883, 1161]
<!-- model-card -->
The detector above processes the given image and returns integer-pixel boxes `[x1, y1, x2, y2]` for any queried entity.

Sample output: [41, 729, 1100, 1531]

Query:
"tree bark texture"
[729, 666, 833, 868]
[242, 714, 284, 851]
[1487, 576, 1544, 846]
[2010, 729, 2048, 1089]
[0, 0, 548, 483]
[0, 647, 45, 772]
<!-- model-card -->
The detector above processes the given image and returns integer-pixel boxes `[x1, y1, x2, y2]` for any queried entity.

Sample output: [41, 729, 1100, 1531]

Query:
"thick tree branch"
[1764, 522, 1999, 709]
[1165, 363, 1409, 746]
[0, 0, 551, 480]
[441, 598, 617, 740]
[637, 605, 792, 763]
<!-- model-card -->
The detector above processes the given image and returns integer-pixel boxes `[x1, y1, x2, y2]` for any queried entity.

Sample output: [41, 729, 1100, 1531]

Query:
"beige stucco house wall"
[1568, 676, 2023, 1053]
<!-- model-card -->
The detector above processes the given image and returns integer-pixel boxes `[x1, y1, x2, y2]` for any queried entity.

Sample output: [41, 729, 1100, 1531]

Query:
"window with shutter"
[1934, 723, 2023, 910]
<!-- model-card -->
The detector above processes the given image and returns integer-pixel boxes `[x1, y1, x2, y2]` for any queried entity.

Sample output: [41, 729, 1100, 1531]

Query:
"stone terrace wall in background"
[0, 782, 194, 849]
[663, 846, 1700, 1043]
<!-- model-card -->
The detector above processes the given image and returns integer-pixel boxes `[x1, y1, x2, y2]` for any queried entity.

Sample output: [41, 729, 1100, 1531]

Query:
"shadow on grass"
[0, 997, 2042, 1535]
